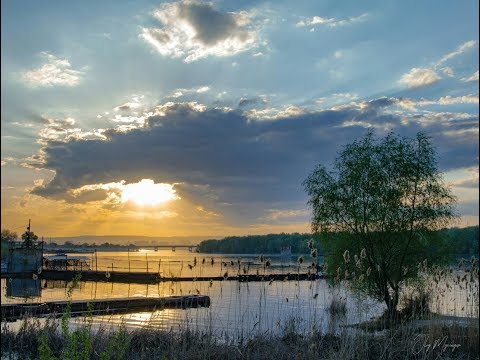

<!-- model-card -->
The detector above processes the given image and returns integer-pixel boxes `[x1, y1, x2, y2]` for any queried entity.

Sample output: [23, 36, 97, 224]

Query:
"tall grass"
[2, 313, 478, 359]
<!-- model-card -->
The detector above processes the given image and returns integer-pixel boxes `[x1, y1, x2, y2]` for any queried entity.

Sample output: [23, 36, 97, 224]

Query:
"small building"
[6, 240, 43, 273]
[43, 254, 91, 271]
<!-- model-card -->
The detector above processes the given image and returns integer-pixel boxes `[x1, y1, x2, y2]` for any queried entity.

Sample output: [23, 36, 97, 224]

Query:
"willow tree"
[303, 131, 456, 316]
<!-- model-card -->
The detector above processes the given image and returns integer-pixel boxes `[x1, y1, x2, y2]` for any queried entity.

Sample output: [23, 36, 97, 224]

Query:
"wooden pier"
[1, 295, 211, 322]
[1, 270, 325, 283]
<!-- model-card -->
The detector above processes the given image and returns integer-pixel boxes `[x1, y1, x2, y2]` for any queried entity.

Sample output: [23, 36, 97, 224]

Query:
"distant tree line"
[197, 226, 479, 258]
[198, 232, 320, 254]
[438, 226, 479, 259]
[2, 226, 478, 258]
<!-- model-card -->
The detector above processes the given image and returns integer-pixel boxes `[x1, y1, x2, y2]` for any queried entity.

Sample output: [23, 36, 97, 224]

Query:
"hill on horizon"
[48, 235, 217, 246]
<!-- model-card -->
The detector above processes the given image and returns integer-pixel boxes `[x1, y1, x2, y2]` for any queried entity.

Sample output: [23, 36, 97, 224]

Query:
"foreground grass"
[1, 314, 478, 360]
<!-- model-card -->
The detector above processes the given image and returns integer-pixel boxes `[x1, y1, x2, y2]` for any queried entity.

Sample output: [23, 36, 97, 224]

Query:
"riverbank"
[1, 313, 478, 359]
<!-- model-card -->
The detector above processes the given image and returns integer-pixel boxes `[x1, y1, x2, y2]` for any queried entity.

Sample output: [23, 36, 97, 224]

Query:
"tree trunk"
[385, 289, 399, 319]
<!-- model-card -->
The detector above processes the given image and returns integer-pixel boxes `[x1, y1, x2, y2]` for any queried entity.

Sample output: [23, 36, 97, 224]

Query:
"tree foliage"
[198, 233, 319, 254]
[1, 229, 17, 258]
[1, 229, 17, 242]
[21, 231, 39, 247]
[303, 131, 457, 315]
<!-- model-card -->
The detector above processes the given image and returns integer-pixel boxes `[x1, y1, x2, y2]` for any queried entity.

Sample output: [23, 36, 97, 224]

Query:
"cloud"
[196, 86, 210, 93]
[66, 179, 180, 207]
[396, 94, 479, 110]
[22, 52, 84, 87]
[244, 105, 305, 120]
[166, 86, 211, 98]
[396, 41, 477, 90]
[441, 67, 454, 77]
[27, 115, 108, 145]
[12, 122, 35, 128]
[237, 95, 268, 109]
[437, 94, 479, 105]
[448, 168, 479, 189]
[23, 102, 364, 204]
[36, 116, 77, 141]
[1, 157, 17, 167]
[399, 68, 441, 88]
[436, 40, 477, 66]
[113, 95, 145, 112]
[140, 1, 259, 62]
[462, 70, 479, 82]
[24, 98, 478, 224]
[264, 209, 310, 221]
[296, 13, 368, 28]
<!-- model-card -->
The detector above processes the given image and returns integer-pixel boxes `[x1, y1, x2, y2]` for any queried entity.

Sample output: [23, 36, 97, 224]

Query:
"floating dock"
[1, 295, 211, 322]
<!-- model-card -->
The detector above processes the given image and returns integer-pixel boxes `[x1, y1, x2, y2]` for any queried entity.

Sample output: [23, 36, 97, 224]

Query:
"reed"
[1, 313, 478, 359]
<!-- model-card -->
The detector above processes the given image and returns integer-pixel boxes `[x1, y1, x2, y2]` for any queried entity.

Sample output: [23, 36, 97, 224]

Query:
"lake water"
[1, 250, 477, 339]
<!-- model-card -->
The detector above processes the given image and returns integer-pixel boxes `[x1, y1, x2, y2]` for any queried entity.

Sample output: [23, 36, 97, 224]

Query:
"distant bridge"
[136, 245, 199, 252]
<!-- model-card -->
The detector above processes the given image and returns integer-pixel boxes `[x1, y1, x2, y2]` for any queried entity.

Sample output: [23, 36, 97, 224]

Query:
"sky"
[1, 0, 478, 239]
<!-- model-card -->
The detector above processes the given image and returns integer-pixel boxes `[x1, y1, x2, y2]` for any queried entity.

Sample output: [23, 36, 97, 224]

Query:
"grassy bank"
[1, 313, 479, 360]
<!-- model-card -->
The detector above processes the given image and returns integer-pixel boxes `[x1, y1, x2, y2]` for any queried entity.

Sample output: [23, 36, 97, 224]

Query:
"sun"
[121, 179, 179, 206]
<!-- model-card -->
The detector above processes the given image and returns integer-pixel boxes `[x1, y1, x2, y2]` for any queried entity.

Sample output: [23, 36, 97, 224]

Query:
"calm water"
[1, 250, 477, 338]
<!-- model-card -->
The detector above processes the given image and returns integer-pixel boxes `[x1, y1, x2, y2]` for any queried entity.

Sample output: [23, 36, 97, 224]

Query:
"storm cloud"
[28, 98, 478, 225]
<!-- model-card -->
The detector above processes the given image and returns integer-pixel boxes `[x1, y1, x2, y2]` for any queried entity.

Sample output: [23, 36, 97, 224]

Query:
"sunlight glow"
[121, 179, 179, 206]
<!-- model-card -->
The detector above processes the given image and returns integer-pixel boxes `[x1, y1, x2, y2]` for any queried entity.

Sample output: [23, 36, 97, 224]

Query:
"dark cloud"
[366, 97, 397, 109]
[36, 116, 51, 125]
[237, 96, 267, 109]
[238, 97, 259, 108]
[116, 105, 131, 111]
[177, 2, 239, 45]
[29, 99, 478, 225]
[141, 1, 258, 62]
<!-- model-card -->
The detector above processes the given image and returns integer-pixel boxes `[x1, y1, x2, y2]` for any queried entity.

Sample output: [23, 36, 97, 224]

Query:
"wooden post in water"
[111, 263, 114, 273]
[40, 236, 44, 271]
[158, 259, 161, 275]
[146, 253, 149, 273]
[95, 249, 98, 272]
[128, 248, 131, 273]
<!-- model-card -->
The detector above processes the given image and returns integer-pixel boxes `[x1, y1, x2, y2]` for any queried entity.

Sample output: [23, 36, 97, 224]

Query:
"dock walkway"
[1, 295, 211, 321]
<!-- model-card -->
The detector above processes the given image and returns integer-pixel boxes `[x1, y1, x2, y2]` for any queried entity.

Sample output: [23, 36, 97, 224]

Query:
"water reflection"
[6, 278, 41, 298]
[1, 250, 478, 338]
[4, 278, 86, 300]
[48, 250, 315, 277]
[0, 275, 383, 336]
